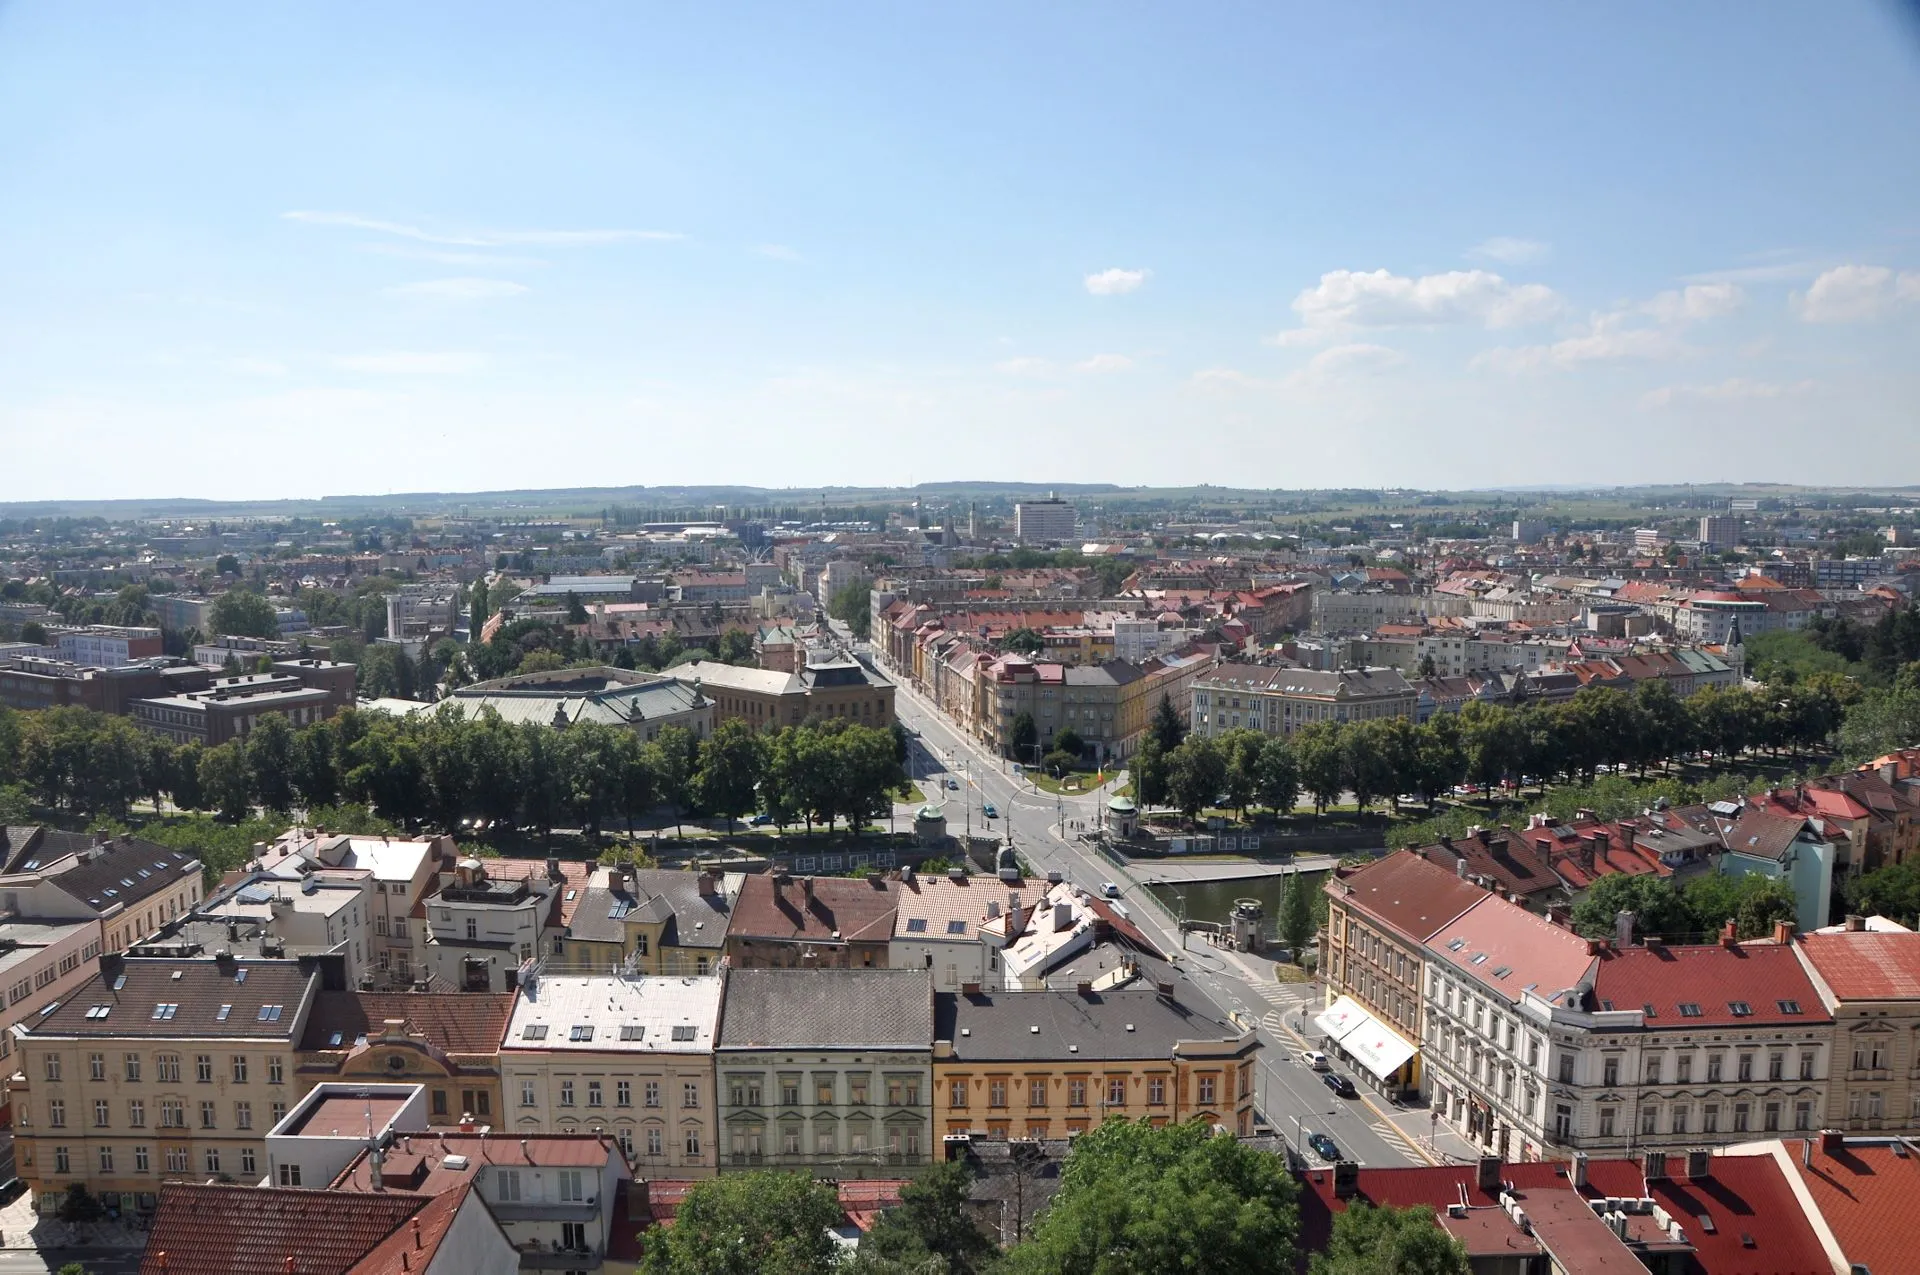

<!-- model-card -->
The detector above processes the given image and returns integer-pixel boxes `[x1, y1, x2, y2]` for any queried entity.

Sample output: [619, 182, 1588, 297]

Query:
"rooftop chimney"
[370, 1145, 385, 1191]
[1720, 919, 1738, 949]
[696, 870, 717, 897]
[1643, 1151, 1668, 1182]
[1572, 1152, 1589, 1189]
[1685, 1149, 1711, 1180]
[1772, 919, 1794, 946]
[1476, 1155, 1502, 1194]
[1844, 913, 1866, 932]
[1053, 900, 1073, 932]
[1614, 910, 1636, 948]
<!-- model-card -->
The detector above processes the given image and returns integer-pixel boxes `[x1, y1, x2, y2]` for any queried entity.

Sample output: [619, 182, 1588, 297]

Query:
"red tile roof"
[1326, 850, 1490, 945]
[1795, 930, 1920, 1000]
[140, 1184, 427, 1275]
[346, 1185, 476, 1275]
[299, 991, 516, 1055]
[1770, 1137, 1920, 1275]
[1590, 943, 1830, 1028]
[729, 872, 898, 945]
[1427, 894, 1596, 1005]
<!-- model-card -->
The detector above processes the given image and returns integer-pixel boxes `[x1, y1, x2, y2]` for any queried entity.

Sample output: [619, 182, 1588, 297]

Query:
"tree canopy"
[1309, 1202, 1470, 1275]
[640, 1171, 842, 1275]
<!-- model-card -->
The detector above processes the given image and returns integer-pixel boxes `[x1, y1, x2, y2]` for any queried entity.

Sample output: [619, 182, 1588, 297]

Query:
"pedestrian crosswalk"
[1367, 1116, 1421, 1161]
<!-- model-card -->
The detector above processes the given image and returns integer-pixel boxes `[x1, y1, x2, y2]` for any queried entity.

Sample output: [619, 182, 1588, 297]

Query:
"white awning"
[1312, 994, 1417, 1081]
[1312, 995, 1370, 1042]
[1342, 1015, 1417, 1081]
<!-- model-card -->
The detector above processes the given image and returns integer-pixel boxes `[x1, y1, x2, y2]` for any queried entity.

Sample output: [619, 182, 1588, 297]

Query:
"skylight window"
[1678, 1003, 1702, 1017]
[1728, 1001, 1751, 1017]
[947, 920, 969, 935]
[1643, 1004, 1657, 1018]
[1470, 953, 1489, 965]
[671, 1025, 696, 1041]
[569, 1025, 595, 1042]
[1492, 966, 1512, 979]
[258, 1004, 283, 1022]
[85, 1005, 111, 1020]
[153, 1003, 178, 1020]
[619, 1025, 645, 1041]
[1777, 999, 1801, 1014]
[216, 1005, 232, 1021]
[905, 918, 928, 933]
[522, 1024, 549, 1040]
[1447, 939, 1466, 951]
[328, 1031, 344, 1046]
[235, 968, 249, 983]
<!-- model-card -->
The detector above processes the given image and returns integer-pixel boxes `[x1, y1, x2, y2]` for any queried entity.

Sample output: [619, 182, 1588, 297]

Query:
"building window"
[1676, 1053, 1692, 1083]
[521, 1080, 537, 1108]
[1598, 1108, 1616, 1138]
[47, 1100, 65, 1129]
[559, 1081, 574, 1107]
[781, 1076, 801, 1106]
[125, 1053, 142, 1082]
[988, 1079, 1007, 1109]
[616, 1081, 631, 1108]
[1148, 1077, 1166, 1106]
[53, 1147, 69, 1175]
[850, 1075, 870, 1105]
[1602, 1056, 1619, 1087]
[1737, 1053, 1754, 1083]
[1640, 1105, 1658, 1136]
[278, 1164, 301, 1187]
[1557, 1055, 1574, 1084]
[98, 1146, 113, 1173]
[1028, 1079, 1047, 1108]
[93, 1100, 110, 1128]
[684, 1129, 701, 1157]
[1733, 1102, 1751, 1133]
[1643, 1057, 1661, 1084]
[587, 1081, 603, 1108]
[1794, 1101, 1813, 1131]
[129, 1100, 145, 1128]
[645, 1081, 660, 1109]
[272, 1100, 287, 1124]
[196, 1055, 214, 1083]
[1671, 1105, 1688, 1134]
[646, 1128, 663, 1158]
[89, 1053, 106, 1082]
[205, 1149, 221, 1174]
[232, 1056, 249, 1084]
[1198, 1075, 1217, 1106]
[683, 1082, 700, 1109]
[1107, 1078, 1127, 1107]
[135, 1146, 149, 1173]
[1768, 1054, 1784, 1082]
[1799, 1052, 1816, 1081]
[1553, 1105, 1573, 1141]
[44, 1056, 61, 1082]
[950, 1080, 968, 1109]
[236, 1101, 252, 1130]
[267, 1056, 283, 1085]
[200, 1101, 217, 1129]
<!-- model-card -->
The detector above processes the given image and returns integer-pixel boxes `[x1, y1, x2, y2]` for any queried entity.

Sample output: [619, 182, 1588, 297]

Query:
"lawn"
[894, 781, 927, 804]
[1029, 770, 1104, 796]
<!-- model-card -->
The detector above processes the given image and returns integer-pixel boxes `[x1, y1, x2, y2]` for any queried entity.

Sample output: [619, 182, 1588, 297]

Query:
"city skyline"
[3, 3, 1918, 500]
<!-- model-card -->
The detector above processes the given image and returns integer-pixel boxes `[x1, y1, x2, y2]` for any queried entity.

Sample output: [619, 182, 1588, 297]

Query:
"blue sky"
[3, 2, 1918, 501]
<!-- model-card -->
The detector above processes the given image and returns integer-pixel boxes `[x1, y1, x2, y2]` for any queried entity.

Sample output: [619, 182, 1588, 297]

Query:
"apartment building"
[254, 829, 445, 985]
[979, 647, 1215, 763]
[296, 991, 514, 1128]
[725, 872, 898, 970]
[130, 674, 337, 746]
[0, 830, 205, 955]
[10, 955, 321, 1216]
[933, 983, 1259, 1141]
[1013, 497, 1077, 545]
[49, 625, 164, 667]
[663, 656, 894, 732]
[1190, 663, 1415, 739]
[418, 856, 590, 993]
[0, 916, 104, 1088]
[1792, 924, 1920, 1134]
[500, 972, 723, 1178]
[556, 867, 737, 977]
[1319, 852, 1490, 1096]
[715, 968, 933, 1177]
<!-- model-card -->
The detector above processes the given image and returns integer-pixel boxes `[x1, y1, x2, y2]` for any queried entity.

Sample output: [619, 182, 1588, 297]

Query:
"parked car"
[1322, 1072, 1358, 1098]
[1101, 881, 1122, 898]
[1300, 1049, 1330, 1071]
[945, 778, 961, 790]
[982, 803, 998, 819]
[748, 812, 774, 826]
[1308, 1132, 1340, 1161]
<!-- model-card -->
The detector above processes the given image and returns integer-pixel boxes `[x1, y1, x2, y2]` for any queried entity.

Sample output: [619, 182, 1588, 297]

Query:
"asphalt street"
[854, 629, 1426, 1169]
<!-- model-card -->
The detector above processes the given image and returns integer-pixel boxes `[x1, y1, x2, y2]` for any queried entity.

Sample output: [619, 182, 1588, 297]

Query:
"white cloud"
[1475, 314, 1688, 374]
[755, 243, 802, 262]
[1084, 267, 1149, 296]
[1286, 342, 1405, 389]
[1073, 353, 1134, 373]
[1271, 268, 1561, 345]
[364, 244, 546, 268]
[385, 277, 529, 301]
[1640, 378, 1815, 409]
[1642, 282, 1744, 324]
[284, 210, 682, 246]
[995, 356, 1053, 376]
[1794, 265, 1920, 322]
[1191, 367, 1268, 393]
[337, 352, 487, 375]
[1469, 237, 1550, 265]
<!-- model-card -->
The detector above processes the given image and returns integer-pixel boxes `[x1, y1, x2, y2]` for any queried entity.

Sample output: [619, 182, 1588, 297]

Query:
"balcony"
[517, 1246, 600, 1270]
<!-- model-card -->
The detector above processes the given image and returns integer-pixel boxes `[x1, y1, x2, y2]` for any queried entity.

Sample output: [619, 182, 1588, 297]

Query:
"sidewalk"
[1, 1192, 148, 1250]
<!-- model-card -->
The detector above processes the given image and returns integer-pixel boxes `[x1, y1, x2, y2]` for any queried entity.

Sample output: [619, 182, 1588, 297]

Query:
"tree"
[1294, 723, 1346, 815]
[1281, 869, 1315, 963]
[208, 588, 279, 639]
[1042, 747, 1079, 778]
[1004, 1120, 1297, 1275]
[469, 578, 489, 636]
[1217, 729, 1267, 818]
[640, 1170, 843, 1275]
[1166, 735, 1226, 824]
[1002, 627, 1046, 656]
[1413, 713, 1467, 805]
[1310, 1202, 1470, 1275]
[829, 581, 873, 640]
[1684, 872, 1799, 939]
[215, 553, 241, 575]
[1132, 733, 1170, 808]
[291, 720, 341, 809]
[1254, 736, 1300, 816]
[1053, 727, 1085, 759]
[858, 1160, 996, 1275]
[56, 1183, 105, 1224]
[1415, 653, 1438, 679]
[1458, 702, 1521, 794]
[1009, 711, 1039, 763]
[358, 644, 418, 700]
[245, 713, 298, 814]
[1569, 873, 1697, 943]
[19, 620, 47, 646]
[615, 731, 659, 833]
[1151, 694, 1187, 752]
[198, 741, 255, 821]
[650, 725, 699, 836]
[695, 720, 765, 831]
[1847, 860, 1920, 926]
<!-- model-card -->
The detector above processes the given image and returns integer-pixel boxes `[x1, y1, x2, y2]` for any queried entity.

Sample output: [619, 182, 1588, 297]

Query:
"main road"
[844, 626, 1428, 1169]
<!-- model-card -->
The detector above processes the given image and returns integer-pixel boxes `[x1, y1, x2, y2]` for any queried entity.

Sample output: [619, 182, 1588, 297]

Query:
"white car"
[1100, 881, 1122, 898]
[1301, 1050, 1330, 1071]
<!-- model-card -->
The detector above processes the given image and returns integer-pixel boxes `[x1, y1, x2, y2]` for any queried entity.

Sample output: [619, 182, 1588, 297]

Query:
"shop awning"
[1312, 994, 1417, 1081]
[1312, 995, 1370, 1041]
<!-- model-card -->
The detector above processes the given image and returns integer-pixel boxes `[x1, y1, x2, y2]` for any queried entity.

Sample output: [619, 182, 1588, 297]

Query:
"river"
[1141, 868, 1330, 928]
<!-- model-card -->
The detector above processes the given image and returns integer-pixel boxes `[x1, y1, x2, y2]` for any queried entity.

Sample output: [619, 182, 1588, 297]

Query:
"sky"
[2, 2, 1919, 502]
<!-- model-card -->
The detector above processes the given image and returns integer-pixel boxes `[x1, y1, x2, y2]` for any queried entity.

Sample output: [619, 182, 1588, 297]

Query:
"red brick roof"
[140, 1184, 427, 1275]
[1591, 943, 1830, 1028]
[1795, 930, 1920, 1000]
[346, 1185, 475, 1275]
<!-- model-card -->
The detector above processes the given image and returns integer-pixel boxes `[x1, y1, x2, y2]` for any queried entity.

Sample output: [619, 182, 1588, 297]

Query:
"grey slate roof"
[567, 868, 734, 949]
[26, 957, 318, 1040]
[936, 984, 1245, 1062]
[46, 836, 202, 915]
[718, 968, 932, 1050]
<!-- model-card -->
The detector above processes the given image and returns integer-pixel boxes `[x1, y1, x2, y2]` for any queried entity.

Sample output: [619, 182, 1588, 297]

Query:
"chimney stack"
[1844, 913, 1866, 932]
[1772, 919, 1794, 945]
[1614, 910, 1636, 948]
[1720, 919, 1738, 949]
[1476, 1155, 1502, 1193]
